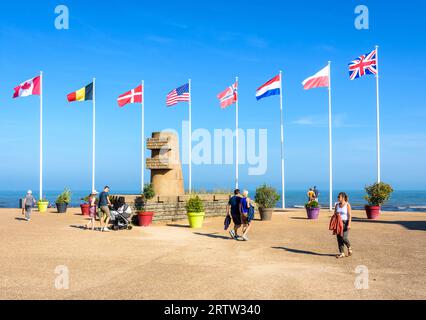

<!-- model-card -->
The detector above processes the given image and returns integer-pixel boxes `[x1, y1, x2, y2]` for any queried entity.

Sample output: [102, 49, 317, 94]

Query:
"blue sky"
[0, 0, 425, 193]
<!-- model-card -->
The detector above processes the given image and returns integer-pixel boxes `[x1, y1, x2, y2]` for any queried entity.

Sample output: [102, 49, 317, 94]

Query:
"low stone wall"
[111, 194, 230, 222]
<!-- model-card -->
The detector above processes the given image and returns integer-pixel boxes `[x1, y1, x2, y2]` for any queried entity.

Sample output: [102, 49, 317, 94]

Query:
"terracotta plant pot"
[80, 204, 90, 216]
[259, 208, 273, 221]
[365, 205, 381, 220]
[306, 207, 320, 220]
[138, 212, 154, 227]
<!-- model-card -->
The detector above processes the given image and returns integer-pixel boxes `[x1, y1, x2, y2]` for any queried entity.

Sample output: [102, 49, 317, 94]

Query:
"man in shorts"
[227, 189, 242, 239]
[98, 186, 112, 232]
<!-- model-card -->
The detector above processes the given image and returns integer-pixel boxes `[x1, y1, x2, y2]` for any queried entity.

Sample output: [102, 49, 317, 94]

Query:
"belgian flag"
[67, 82, 93, 102]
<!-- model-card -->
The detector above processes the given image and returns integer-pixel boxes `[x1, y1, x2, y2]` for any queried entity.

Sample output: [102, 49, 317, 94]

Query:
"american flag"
[349, 49, 378, 80]
[166, 83, 190, 106]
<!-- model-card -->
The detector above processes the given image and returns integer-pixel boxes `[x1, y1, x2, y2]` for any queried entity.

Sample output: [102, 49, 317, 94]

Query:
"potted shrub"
[136, 184, 156, 227]
[186, 195, 205, 228]
[56, 188, 71, 214]
[305, 200, 320, 220]
[37, 198, 49, 213]
[80, 195, 90, 216]
[364, 182, 394, 220]
[255, 184, 280, 221]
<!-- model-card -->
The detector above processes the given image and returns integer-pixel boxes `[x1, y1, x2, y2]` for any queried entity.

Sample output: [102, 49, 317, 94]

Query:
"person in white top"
[335, 192, 353, 259]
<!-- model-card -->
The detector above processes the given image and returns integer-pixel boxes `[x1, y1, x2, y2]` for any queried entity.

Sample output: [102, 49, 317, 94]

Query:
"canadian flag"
[13, 75, 41, 98]
[302, 65, 330, 90]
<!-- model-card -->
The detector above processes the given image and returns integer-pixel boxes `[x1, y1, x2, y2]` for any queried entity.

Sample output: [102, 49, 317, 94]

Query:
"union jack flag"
[348, 49, 378, 80]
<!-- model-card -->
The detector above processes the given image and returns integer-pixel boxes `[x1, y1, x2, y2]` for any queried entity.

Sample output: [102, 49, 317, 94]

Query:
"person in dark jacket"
[226, 189, 242, 239]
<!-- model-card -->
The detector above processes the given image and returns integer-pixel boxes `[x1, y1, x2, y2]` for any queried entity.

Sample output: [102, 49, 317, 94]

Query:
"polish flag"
[117, 85, 143, 107]
[13, 76, 41, 98]
[302, 65, 330, 90]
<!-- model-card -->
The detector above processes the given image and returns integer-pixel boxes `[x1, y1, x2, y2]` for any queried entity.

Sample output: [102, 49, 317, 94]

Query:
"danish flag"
[117, 85, 143, 107]
[349, 49, 378, 80]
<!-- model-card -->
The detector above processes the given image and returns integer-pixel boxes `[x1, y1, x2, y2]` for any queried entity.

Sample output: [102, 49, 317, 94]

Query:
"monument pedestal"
[146, 132, 184, 197]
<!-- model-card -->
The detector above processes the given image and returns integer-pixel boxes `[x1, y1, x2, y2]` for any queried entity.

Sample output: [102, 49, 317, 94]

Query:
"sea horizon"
[1, 189, 425, 212]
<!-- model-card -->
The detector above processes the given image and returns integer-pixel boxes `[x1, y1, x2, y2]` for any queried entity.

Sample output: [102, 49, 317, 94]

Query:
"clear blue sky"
[0, 0, 425, 193]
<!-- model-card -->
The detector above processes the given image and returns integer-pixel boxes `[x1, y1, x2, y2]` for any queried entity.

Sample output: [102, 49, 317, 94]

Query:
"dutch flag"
[256, 74, 281, 101]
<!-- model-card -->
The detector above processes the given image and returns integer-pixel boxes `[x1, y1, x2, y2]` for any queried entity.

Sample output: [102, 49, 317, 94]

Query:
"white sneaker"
[102, 227, 110, 232]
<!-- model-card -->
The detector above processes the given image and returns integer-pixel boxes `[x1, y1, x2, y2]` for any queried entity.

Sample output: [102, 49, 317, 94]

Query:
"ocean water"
[275, 190, 426, 212]
[1, 190, 425, 212]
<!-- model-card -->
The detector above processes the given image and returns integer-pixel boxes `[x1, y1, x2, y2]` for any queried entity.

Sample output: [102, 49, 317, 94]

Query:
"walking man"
[227, 189, 242, 239]
[22, 190, 36, 221]
[313, 186, 320, 201]
[98, 186, 112, 232]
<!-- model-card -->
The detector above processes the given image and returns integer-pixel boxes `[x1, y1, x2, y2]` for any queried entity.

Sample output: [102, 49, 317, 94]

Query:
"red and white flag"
[13, 75, 41, 98]
[217, 82, 238, 109]
[117, 85, 143, 107]
[302, 65, 330, 90]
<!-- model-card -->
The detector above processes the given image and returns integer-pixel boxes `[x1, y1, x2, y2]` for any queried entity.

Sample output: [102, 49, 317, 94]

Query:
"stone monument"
[146, 132, 184, 197]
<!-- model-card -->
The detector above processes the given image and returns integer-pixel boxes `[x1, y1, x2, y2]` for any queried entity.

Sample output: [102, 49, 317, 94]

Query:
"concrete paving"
[0, 208, 425, 300]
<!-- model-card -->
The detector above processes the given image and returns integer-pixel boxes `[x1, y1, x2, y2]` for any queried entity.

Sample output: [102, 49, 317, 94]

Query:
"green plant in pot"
[56, 188, 71, 214]
[305, 200, 320, 220]
[37, 197, 49, 213]
[136, 184, 156, 227]
[255, 184, 280, 221]
[186, 195, 205, 228]
[364, 182, 394, 220]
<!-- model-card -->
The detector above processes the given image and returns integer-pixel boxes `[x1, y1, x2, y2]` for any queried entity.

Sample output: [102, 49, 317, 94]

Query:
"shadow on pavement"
[166, 224, 190, 228]
[15, 217, 27, 222]
[352, 218, 426, 232]
[70, 225, 88, 230]
[272, 247, 336, 257]
[194, 232, 232, 240]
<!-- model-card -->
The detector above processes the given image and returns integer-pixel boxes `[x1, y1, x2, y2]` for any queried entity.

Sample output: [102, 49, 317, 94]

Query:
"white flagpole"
[328, 62, 333, 211]
[375, 45, 381, 183]
[188, 79, 192, 194]
[279, 71, 285, 209]
[141, 80, 145, 192]
[92, 78, 96, 192]
[39, 71, 43, 201]
[235, 76, 239, 190]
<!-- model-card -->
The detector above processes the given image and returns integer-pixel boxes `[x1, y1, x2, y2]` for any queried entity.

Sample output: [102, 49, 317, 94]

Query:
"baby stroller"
[110, 197, 133, 231]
